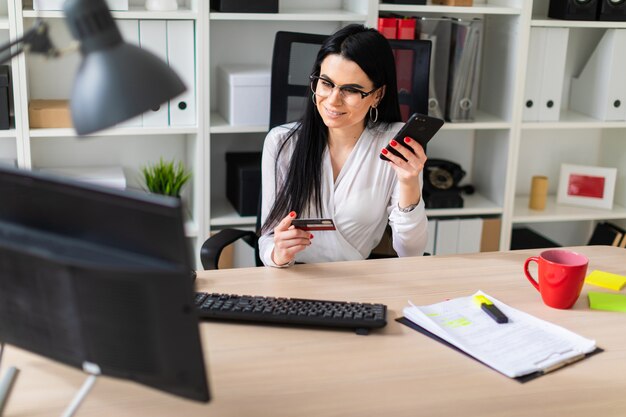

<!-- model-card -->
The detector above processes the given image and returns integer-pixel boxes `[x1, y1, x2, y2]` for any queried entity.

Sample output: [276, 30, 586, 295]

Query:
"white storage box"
[217, 64, 271, 126]
[34, 0, 129, 10]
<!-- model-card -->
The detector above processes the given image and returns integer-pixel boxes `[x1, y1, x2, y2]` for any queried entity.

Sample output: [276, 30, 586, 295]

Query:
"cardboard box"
[34, 0, 129, 10]
[218, 65, 270, 126]
[29, 100, 72, 129]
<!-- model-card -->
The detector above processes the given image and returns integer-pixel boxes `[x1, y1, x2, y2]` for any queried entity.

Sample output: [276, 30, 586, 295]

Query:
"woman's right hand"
[271, 211, 313, 266]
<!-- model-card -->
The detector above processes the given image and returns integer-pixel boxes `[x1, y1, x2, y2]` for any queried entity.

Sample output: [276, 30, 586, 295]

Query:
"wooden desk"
[3, 246, 626, 416]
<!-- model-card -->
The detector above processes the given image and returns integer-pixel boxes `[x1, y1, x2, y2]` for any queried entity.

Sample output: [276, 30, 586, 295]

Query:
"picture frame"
[557, 164, 617, 210]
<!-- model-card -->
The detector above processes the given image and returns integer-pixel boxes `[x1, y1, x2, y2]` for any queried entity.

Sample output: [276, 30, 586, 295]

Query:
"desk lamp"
[0, 0, 185, 135]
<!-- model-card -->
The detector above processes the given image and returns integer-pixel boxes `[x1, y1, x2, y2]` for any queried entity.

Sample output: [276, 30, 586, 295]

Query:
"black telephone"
[423, 159, 474, 209]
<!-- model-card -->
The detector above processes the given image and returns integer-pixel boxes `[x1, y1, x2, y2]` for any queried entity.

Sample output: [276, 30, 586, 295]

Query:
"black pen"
[473, 295, 508, 324]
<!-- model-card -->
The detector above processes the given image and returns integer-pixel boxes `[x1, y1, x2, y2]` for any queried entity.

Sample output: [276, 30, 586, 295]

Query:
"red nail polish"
[289, 211, 296, 218]
[404, 137, 411, 143]
[390, 140, 398, 147]
[381, 148, 388, 155]
[309, 234, 314, 239]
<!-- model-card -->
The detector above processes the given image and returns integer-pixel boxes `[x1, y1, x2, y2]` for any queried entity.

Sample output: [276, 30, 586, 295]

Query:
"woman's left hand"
[380, 136, 426, 207]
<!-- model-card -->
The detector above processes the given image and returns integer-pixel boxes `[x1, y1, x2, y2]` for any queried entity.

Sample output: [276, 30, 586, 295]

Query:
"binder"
[377, 17, 397, 40]
[446, 18, 483, 122]
[456, 217, 483, 254]
[417, 17, 451, 120]
[426, 219, 437, 255]
[588, 222, 625, 246]
[434, 218, 459, 255]
[523, 28, 545, 121]
[538, 28, 569, 121]
[116, 19, 142, 128]
[395, 18, 417, 121]
[167, 20, 196, 126]
[139, 20, 169, 127]
[570, 29, 626, 121]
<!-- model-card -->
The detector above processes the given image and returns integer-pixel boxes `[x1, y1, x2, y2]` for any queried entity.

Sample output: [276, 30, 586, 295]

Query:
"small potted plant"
[141, 158, 191, 198]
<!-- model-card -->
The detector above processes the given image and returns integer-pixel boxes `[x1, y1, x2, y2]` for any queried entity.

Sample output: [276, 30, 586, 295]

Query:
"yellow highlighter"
[473, 295, 509, 324]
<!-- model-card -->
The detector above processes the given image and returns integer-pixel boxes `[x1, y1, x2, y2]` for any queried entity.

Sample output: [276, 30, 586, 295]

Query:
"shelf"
[0, 17, 9, 29]
[29, 126, 197, 138]
[379, 3, 522, 15]
[426, 193, 503, 217]
[441, 110, 511, 130]
[210, 110, 510, 134]
[522, 109, 626, 130]
[211, 199, 256, 228]
[531, 18, 626, 29]
[0, 129, 16, 138]
[210, 112, 267, 134]
[513, 195, 626, 223]
[210, 193, 502, 229]
[22, 6, 198, 20]
[209, 8, 368, 21]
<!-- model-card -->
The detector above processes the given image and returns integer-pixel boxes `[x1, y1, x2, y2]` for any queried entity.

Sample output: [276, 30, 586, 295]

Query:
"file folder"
[434, 218, 459, 255]
[538, 28, 569, 121]
[523, 28, 545, 121]
[417, 17, 451, 120]
[446, 18, 483, 122]
[139, 20, 169, 127]
[570, 29, 626, 121]
[116, 19, 142, 128]
[426, 219, 437, 255]
[167, 20, 196, 126]
[457, 217, 483, 254]
[395, 18, 417, 121]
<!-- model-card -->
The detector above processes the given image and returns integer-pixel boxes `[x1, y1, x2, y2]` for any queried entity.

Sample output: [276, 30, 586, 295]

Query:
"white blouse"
[259, 122, 428, 267]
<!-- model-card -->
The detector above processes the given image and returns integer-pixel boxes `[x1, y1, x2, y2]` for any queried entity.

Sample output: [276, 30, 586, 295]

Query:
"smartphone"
[292, 218, 336, 231]
[380, 113, 444, 162]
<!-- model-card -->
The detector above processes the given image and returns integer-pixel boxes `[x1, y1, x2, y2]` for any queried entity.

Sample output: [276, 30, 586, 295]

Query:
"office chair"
[200, 32, 431, 269]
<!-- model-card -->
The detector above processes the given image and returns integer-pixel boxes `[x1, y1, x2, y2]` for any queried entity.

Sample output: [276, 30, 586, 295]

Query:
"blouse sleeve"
[387, 172, 429, 257]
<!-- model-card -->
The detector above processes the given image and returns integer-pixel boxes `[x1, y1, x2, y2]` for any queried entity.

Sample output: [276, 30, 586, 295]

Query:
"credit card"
[292, 218, 336, 231]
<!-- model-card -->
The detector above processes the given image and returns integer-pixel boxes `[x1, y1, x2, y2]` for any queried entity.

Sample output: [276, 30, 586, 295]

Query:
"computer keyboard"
[194, 292, 387, 335]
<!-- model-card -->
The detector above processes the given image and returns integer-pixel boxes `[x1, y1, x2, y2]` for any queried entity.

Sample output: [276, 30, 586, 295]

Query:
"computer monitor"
[0, 165, 210, 402]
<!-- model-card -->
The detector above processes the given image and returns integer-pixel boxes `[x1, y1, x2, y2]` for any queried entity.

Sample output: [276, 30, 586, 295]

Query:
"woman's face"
[314, 54, 383, 133]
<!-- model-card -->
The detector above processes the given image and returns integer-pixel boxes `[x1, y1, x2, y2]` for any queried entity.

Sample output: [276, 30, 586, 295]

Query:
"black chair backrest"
[270, 31, 328, 129]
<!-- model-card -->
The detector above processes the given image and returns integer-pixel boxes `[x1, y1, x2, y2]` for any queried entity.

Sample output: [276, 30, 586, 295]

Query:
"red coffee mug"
[523, 249, 589, 309]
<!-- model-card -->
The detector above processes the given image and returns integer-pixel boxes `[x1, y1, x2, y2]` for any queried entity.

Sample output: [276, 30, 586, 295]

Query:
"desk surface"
[3, 246, 626, 416]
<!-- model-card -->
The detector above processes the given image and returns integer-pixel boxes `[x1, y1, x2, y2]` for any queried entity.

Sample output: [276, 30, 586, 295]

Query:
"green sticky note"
[585, 270, 626, 291]
[588, 292, 626, 313]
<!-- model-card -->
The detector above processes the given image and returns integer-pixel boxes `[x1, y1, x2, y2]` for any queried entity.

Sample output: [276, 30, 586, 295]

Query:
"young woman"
[259, 24, 428, 267]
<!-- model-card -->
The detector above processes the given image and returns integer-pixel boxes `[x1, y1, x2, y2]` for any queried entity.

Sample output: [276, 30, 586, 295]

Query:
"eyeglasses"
[310, 75, 378, 106]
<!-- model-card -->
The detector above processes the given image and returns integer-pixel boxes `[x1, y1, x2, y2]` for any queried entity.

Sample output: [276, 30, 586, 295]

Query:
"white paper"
[403, 291, 596, 378]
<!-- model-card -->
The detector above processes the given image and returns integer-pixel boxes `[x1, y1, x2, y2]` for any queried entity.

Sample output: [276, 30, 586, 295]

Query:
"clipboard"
[396, 317, 603, 383]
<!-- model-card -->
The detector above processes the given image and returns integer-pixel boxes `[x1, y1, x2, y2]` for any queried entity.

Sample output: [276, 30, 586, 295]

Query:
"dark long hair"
[261, 24, 402, 234]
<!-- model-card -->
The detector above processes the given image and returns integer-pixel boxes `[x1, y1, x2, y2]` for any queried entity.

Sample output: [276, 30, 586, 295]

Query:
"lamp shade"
[63, 0, 186, 135]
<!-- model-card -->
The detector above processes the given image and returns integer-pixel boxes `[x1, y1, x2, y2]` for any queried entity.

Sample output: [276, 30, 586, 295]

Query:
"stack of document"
[402, 291, 597, 379]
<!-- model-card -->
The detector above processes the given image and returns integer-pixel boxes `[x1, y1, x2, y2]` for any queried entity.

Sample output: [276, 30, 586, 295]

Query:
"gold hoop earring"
[369, 106, 379, 123]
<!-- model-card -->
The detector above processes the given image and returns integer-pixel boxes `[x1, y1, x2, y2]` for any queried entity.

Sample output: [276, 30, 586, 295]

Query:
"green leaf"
[141, 158, 192, 197]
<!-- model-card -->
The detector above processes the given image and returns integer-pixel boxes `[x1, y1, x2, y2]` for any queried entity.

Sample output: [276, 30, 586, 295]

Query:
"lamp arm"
[0, 20, 59, 65]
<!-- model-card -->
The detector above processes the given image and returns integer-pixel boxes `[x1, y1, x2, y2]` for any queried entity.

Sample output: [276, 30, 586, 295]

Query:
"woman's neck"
[327, 123, 366, 149]
[327, 123, 366, 182]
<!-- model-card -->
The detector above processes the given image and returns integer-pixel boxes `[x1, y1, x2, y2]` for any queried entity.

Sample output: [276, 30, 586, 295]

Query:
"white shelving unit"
[1, 0, 208, 265]
[512, 0, 626, 245]
[0, 0, 624, 268]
